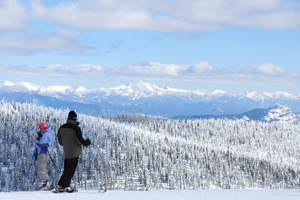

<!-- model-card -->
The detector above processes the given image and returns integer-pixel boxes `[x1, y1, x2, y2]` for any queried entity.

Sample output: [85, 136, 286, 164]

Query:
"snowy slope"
[1, 190, 300, 200]
[263, 105, 300, 122]
[2, 101, 300, 193]
[175, 105, 300, 123]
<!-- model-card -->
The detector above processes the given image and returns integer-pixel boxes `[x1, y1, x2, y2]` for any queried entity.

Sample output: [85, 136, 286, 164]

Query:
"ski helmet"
[38, 122, 48, 131]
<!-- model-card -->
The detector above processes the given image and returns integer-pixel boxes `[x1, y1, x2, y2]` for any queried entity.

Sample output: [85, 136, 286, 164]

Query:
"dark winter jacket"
[34, 127, 53, 154]
[57, 119, 90, 159]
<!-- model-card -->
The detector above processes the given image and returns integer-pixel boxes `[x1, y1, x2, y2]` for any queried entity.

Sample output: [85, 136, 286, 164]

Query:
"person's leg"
[36, 154, 50, 182]
[58, 157, 79, 188]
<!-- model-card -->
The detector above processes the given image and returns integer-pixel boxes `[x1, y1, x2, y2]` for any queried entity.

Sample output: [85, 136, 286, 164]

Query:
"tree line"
[0, 100, 300, 191]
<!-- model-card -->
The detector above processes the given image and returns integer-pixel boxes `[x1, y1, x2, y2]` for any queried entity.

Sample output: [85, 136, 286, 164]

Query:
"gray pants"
[36, 154, 49, 182]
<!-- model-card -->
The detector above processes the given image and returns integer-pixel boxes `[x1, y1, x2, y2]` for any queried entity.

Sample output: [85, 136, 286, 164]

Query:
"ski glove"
[85, 139, 91, 146]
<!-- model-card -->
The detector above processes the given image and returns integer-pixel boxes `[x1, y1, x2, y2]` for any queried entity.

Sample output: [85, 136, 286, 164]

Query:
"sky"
[0, 0, 300, 94]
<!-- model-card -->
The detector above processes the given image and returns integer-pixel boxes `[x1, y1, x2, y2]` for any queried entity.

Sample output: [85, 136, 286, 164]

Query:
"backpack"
[32, 148, 38, 161]
[32, 131, 42, 161]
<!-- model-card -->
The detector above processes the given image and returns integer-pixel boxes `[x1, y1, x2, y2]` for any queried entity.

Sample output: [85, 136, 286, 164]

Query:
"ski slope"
[1, 189, 300, 200]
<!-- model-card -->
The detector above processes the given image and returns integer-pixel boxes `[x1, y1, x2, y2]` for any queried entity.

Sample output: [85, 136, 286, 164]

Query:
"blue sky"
[1, 0, 300, 94]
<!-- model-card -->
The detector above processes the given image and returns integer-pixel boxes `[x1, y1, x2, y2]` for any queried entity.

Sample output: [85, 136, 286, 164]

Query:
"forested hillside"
[1, 100, 300, 192]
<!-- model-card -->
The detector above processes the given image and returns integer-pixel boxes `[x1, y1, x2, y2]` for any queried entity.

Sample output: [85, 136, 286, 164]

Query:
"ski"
[52, 188, 106, 193]
[51, 186, 78, 193]
[52, 189, 78, 193]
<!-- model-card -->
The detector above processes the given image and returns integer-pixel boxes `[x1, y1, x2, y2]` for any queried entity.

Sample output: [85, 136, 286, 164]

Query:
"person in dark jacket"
[54, 111, 91, 193]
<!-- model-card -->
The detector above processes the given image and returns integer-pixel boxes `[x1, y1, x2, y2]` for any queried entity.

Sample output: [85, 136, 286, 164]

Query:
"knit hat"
[68, 111, 77, 121]
[38, 122, 48, 131]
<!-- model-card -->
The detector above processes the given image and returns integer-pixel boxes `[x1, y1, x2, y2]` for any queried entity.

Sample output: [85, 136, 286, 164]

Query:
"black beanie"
[68, 111, 77, 121]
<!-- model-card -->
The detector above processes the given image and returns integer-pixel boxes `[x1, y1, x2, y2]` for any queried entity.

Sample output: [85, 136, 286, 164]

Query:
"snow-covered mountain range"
[0, 81, 299, 119]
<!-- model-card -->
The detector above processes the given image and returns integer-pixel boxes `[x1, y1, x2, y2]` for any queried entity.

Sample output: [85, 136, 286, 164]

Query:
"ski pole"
[88, 145, 106, 192]
[88, 146, 97, 188]
[46, 145, 60, 174]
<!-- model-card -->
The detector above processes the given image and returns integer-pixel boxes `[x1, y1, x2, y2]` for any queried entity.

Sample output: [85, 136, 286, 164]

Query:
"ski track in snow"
[1, 189, 300, 200]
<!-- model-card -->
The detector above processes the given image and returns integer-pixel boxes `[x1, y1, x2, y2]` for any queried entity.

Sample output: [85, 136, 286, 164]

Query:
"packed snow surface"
[1, 190, 300, 200]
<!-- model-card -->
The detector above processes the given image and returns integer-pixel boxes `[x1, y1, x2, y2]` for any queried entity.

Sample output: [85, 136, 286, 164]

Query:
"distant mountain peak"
[212, 89, 227, 95]
[1, 80, 300, 118]
[3, 81, 14, 86]
[48, 85, 73, 94]
[1, 81, 40, 92]
[127, 81, 164, 93]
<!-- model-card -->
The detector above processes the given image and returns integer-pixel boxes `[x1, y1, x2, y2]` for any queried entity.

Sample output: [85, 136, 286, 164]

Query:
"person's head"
[68, 111, 77, 121]
[38, 122, 48, 132]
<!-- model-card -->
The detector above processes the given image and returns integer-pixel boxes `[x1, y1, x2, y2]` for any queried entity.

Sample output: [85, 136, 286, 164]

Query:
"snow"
[74, 86, 89, 97]
[274, 91, 297, 100]
[262, 92, 273, 98]
[75, 86, 88, 93]
[263, 105, 299, 122]
[48, 85, 73, 94]
[1, 189, 300, 200]
[165, 86, 189, 93]
[1, 80, 299, 103]
[212, 89, 227, 95]
[245, 91, 298, 101]
[3, 81, 14, 86]
[19, 82, 40, 92]
[246, 91, 259, 100]
[1, 81, 299, 101]
[1, 81, 40, 92]
[121, 81, 166, 94]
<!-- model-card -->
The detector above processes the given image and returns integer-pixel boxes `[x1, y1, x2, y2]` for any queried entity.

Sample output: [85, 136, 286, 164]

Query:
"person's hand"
[32, 135, 37, 140]
[85, 139, 91, 146]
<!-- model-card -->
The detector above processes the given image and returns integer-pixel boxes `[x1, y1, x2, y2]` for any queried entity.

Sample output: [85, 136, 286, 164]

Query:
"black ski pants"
[58, 157, 79, 188]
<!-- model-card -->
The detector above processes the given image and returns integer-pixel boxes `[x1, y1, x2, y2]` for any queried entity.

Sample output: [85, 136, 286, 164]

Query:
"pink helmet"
[38, 122, 48, 131]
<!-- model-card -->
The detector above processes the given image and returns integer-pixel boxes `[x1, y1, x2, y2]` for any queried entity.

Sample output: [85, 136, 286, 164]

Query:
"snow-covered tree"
[1, 100, 300, 191]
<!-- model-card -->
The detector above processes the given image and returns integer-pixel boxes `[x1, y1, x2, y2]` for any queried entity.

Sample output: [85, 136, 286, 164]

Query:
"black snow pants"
[58, 157, 79, 188]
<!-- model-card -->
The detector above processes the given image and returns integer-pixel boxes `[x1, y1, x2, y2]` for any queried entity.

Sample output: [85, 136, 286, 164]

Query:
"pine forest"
[1, 100, 300, 192]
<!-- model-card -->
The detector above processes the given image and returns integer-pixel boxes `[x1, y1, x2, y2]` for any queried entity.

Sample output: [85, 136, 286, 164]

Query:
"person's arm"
[34, 134, 49, 148]
[75, 126, 91, 146]
[57, 128, 63, 146]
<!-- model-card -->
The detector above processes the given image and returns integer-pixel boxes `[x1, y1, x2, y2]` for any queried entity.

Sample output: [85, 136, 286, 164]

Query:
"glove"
[85, 139, 91, 146]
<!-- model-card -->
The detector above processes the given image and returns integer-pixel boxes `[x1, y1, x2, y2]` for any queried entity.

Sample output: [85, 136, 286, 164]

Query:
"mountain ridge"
[172, 105, 300, 123]
[1, 80, 300, 118]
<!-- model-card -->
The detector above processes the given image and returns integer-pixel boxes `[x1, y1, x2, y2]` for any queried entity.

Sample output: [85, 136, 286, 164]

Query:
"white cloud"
[253, 64, 288, 75]
[175, 34, 202, 41]
[242, 64, 292, 76]
[184, 62, 215, 75]
[29, 0, 300, 31]
[1, 0, 300, 32]
[122, 62, 184, 77]
[0, 63, 104, 76]
[0, 31, 93, 56]
[1, 62, 299, 87]
[0, 0, 29, 30]
[58, 28, 86, 37]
